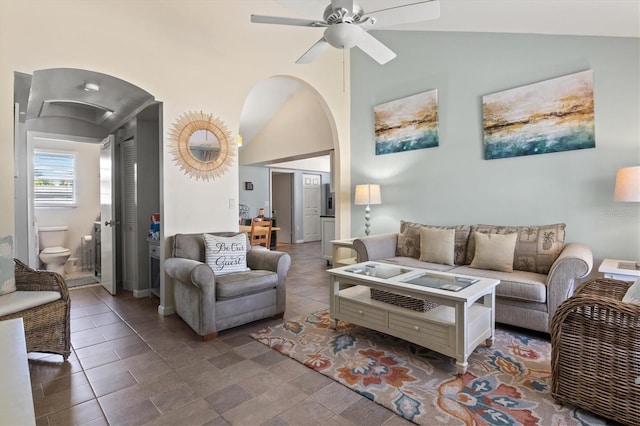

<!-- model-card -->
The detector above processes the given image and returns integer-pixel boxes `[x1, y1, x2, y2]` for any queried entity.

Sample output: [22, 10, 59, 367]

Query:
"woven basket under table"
[370, 288, 438, 312]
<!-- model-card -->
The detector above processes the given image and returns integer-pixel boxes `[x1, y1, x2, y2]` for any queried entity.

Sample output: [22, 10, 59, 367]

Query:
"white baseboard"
[158, 304, 175, 316]
[295, 239, 304, 244]
[133, 289, 150, 298]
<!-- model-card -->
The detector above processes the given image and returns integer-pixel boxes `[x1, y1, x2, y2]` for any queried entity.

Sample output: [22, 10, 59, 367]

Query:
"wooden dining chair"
[249, 218, 272, 249]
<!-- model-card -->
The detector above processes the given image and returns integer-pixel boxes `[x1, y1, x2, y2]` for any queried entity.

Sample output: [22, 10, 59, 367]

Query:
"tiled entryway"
[28, 242, 410, 425]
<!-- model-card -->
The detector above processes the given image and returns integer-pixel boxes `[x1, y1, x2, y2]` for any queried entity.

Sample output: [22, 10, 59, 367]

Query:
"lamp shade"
[614, 166, 640, 202]
[354, 184, 382, 205]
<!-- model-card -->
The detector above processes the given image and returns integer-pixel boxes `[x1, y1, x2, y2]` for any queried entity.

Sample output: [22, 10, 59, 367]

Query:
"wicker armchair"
[0, 259, 71, 360]
[551, 278, 640, 425]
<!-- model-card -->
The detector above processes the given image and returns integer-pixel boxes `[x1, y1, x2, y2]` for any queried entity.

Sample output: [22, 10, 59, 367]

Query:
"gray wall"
[351, 31, 640, 266]
[239, 166, 271, 218]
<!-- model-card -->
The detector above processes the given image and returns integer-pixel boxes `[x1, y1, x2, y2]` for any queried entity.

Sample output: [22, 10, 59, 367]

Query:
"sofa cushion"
[0, 290, 61, 317]
[173, 232, 249, 262]
[465, 224, 566, 274]
[450, 266, 547, 303]
[215, 270, 278, 300]
[419, 227, 455, 266]
[0, 236, 16, 296]
[470, 232, 518, 272]
[396, 221, 470, 265]
[203, 233, 250, 276]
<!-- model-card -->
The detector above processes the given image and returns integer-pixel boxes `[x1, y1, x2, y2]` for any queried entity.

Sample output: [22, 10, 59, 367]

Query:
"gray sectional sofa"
[353, 221, 593, 333]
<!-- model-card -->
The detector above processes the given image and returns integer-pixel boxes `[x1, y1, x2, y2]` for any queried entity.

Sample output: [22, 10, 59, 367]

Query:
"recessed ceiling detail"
[39, 100, 114, 125]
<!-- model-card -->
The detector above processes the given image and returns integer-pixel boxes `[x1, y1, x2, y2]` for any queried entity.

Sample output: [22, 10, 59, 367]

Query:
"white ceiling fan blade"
[296, 38, 330, 64]
[331, 0, 354, 13]
[367, 0, 440, 28]
[251, 14, 323, 27]
[356, 31, 396, 64]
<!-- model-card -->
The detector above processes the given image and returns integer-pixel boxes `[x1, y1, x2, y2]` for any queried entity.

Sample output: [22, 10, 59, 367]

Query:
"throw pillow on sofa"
[203, 233, 250, 275]
[419, 227, 455, 266]
[396, 220, 470, 265]
[469, 231, 518, 272]
[465, 223, 566, 274]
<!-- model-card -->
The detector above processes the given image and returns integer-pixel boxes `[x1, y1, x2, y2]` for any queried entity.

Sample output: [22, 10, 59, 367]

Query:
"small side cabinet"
[148, 239, 160, 298]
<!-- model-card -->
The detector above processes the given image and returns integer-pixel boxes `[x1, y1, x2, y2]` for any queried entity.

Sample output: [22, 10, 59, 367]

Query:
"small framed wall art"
[374, 89, 439, 155]
[244, 182, 254, 191]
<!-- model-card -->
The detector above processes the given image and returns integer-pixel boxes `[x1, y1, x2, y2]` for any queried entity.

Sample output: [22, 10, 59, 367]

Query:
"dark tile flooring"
[28, 242, 411, 426]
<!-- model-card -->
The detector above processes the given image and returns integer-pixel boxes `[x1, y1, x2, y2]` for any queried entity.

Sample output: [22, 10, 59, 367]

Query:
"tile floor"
[28, 241, 412, 426]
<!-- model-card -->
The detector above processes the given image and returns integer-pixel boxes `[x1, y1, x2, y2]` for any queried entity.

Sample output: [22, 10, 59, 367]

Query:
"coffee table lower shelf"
[333, 285, 492, 374]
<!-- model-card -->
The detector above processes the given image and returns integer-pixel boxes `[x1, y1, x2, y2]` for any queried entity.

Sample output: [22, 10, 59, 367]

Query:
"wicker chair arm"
[573, 277, 633, 300]
[13, 258, 69, 302]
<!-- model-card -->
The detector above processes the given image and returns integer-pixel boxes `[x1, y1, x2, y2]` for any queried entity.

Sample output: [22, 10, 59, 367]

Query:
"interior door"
[272, 172, 293, 244]
[302, 173, 321, 242]
[100, 135, 116, 295]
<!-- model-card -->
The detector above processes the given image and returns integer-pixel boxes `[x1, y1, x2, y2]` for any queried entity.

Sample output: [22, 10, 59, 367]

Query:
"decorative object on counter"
[482, 70, 595, 160]
[169, 111, 234, 181]
[354, 184, 382, 236]
[374, 90, 439, 155]
[148, 213, 160, 240]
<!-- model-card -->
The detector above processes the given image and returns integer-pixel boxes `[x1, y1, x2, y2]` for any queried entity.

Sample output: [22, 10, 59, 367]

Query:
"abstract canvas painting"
[374, 90, 439, 155]
[482, 70, 595, 160]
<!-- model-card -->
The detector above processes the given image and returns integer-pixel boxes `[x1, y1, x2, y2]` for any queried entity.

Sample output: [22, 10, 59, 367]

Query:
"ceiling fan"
[251, 0, 440, 65]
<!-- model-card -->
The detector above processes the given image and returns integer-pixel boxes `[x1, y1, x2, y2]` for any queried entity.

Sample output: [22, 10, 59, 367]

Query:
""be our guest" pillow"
[203, 233, 250, 275]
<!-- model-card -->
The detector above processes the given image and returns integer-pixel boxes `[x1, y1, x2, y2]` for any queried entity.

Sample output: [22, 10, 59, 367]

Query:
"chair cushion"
[622, 278, 640, 305]
[203, 233, 250, 276]
[0, 291, 61, 317]
[0, 236, 16, 296]
[215, 270, 278, 300]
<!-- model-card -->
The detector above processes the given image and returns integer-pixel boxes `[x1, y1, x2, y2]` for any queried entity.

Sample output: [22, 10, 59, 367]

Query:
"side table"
[331, 238, 357, 267]
[598, 258, 640, 282]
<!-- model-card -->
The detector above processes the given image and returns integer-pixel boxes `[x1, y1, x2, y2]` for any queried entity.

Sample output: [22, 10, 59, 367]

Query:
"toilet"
[38, 226, 71, 277]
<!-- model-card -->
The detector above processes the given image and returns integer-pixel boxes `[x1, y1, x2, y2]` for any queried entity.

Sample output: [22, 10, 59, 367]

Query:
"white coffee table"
[598, 259, 640, 281]
[328, 262, 500, 374]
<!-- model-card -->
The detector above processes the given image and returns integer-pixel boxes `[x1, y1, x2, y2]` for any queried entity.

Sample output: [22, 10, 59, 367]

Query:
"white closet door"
[121, 138, 137, 291]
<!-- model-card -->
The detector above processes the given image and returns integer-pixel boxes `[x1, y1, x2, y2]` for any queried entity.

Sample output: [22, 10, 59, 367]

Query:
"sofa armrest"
[247, 249, 291, 291]
[165, 257, 216, 293]
[353, 233, 399, 262]
[14, 259, 69, 302]
[546, 243, 593, 325]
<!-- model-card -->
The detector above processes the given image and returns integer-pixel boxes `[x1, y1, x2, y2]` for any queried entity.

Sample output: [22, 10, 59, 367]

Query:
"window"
[34, 150, 77, 206]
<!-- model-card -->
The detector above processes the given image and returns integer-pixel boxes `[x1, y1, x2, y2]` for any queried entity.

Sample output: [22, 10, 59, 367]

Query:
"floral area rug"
[251, 310, 605, 425]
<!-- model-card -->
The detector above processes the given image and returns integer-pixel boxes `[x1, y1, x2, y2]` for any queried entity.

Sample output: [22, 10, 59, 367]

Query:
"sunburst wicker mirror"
[169, 111, 235, 181]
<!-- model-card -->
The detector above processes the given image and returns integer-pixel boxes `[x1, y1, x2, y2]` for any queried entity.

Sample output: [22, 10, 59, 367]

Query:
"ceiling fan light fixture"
[83, 82, 100, 92]
[324, 23, 363, 49]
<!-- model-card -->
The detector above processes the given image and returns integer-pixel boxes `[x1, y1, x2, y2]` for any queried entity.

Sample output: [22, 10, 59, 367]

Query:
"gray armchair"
[165, 232, 291, 340]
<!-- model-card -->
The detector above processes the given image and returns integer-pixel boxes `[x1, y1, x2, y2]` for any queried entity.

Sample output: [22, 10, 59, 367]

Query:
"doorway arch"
[238, 75, 342, 244]
[14, 68, 161, 297]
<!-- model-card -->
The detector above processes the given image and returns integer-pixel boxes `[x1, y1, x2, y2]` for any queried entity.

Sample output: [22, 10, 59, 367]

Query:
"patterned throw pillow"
[465, 224, 566, 274]
[0, 235, 16, 295]
[396, 221, 470, 265]
[202, 233, 250, 276]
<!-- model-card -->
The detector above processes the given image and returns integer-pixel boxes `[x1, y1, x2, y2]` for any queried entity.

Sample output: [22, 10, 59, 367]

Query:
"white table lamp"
[614, 166, 640, 267]
[355, 184, 382, 236]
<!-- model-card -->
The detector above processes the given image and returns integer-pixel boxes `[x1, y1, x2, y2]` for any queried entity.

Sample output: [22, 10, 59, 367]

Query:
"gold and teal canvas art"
[482, 70, 595, 160]
[374, 90, 439, 155]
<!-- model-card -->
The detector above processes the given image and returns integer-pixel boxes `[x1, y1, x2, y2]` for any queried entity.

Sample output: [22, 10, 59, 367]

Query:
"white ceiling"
[275, 0, 639, 37]
[246, 0, 640, 169]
